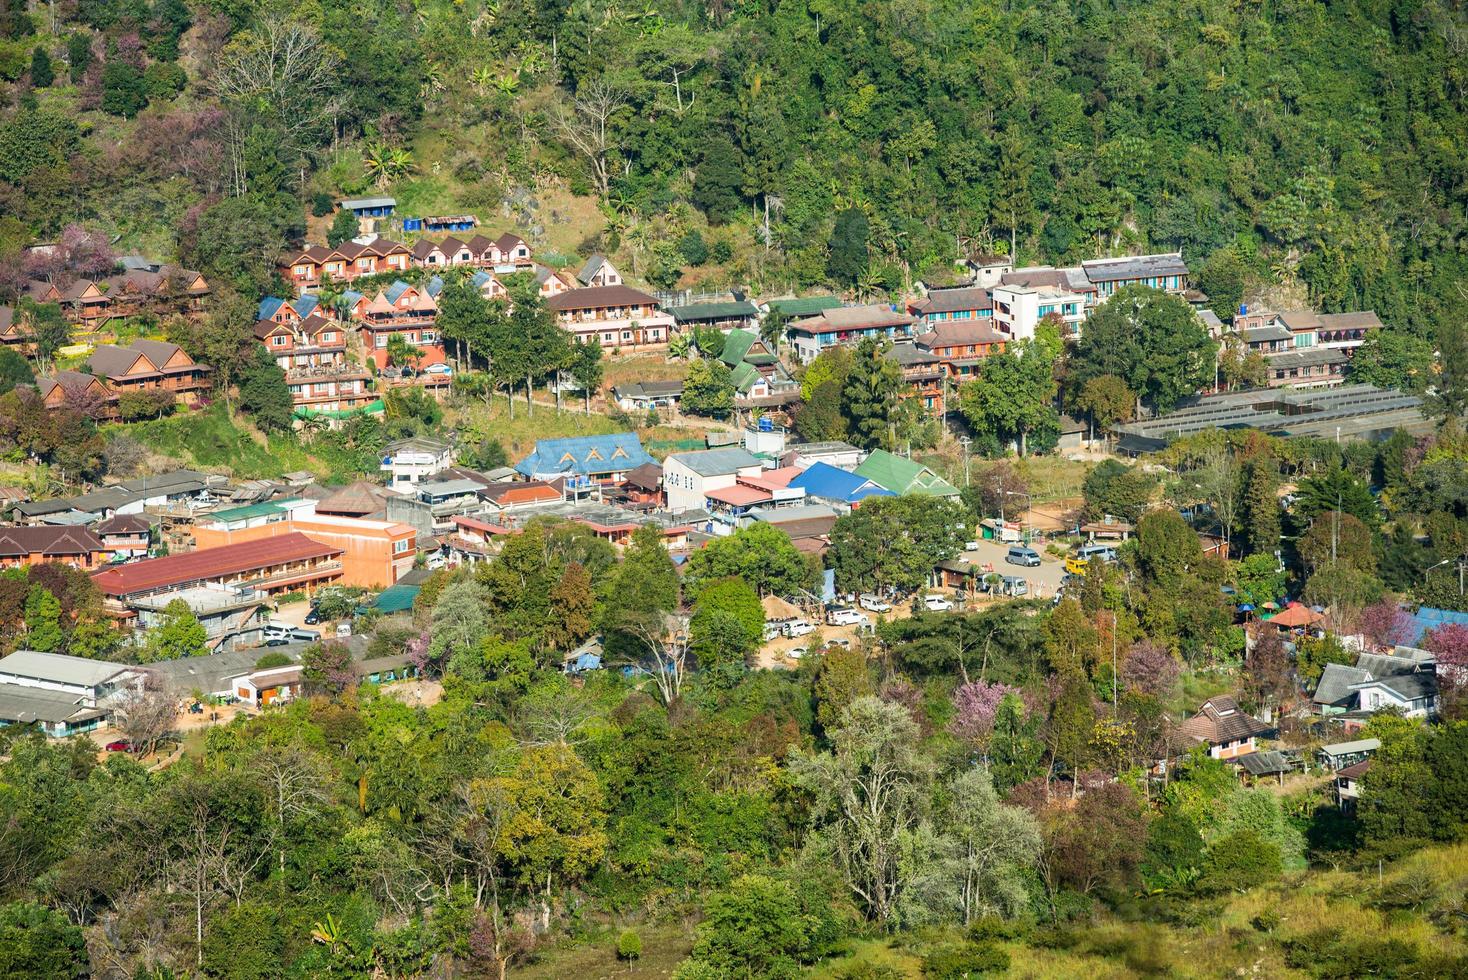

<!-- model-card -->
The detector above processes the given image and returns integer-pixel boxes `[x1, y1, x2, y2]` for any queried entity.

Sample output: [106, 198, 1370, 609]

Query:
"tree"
[1425, 320, 1468, 421]
[1044, 782, 1148, 895]
[491, 744, 608, 930]
[1298, 511, 1376, 574]
[1234, 553, 1286, 607]
[23, 586, 63, 652]
[101, 57, 147, 117]
[569, 339, 603, 415]
[111, 675, 177, 756]
[949, 680, 1019, 745]
[693, 135, 743, 225]
[66, 35, 91, 84]
[683, 522, 814, 597]
[842, 338, 905, 450]
[940, 767, 1042, 923]
[686, 874, 840, 978]
[1424, 623, 1468, 670]
[429, 580, 489, 676]
[1070, 286, 1215, 412]
[145, 599, 207, 661]
[789, 697, 933, 925]
[960, 339, 1059, 455]
[1296, 468, 1379, 529]
[1135, 509, 1205, 589]
[0, 901, 87, 979]
[827, 208, 869, 286]
[689, 577, 763, 675]
[301, 640, 355, 694]
[0, 348, 33, 396]
[385, 332, 419, 371]
[1240, 459, 1281, 558]
[1081, 459, 1157, 523]
[828, 495, 966, 595]
[553, 77, 628, 199]
[1195, 444, 1242, 551]
[794, 379, 847, 442]
[1196, 249, 1245, 323]
[21, 303, 71, 374]
[1074, 374, 1133, 443]
[681, 356, 735, 419]
[236, 346, 294, 431]
[1349, 329, 1434, 392]
[29, 47, 52, 88]
[327, 209, 359, 247]
[545, 562, 595, 653]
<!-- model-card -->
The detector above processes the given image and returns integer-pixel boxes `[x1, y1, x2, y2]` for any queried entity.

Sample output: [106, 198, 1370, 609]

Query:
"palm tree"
[311, 913, 345, 954]
[363, 142, 413, 190]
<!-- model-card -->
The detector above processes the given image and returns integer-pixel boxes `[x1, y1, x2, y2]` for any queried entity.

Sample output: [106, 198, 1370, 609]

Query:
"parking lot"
[950, 538, 1069, 598]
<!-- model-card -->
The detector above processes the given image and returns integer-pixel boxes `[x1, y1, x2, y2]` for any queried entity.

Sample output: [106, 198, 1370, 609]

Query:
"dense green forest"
[1, 0, 1466, 330]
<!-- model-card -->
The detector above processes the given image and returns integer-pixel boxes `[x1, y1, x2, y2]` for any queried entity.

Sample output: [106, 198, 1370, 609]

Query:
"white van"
[784, 619, 815, 638]
[1076, 544, 1118, 563]
[858, 594, 892, 613]
[923, 595, 955, 612]
[826, 607, 869, 627]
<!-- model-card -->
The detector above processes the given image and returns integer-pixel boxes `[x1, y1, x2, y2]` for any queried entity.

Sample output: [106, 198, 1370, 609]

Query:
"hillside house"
[1170, 695, 1269, 760]
[0, 650, 142, 737]
[662, 447, 764, 514]
[1080, 253, 1189, 300]
[255, 314, 377, 418]
[95, 515, 150, 559]
[912, 321, 1009, 382]
[546, 285, 675, 349]
[886, 341, 946, 413]
[194, 511, 417, 589]
[787, 305, 917, 364]
[339, 196, 396, 219]
[578, 254, 622, 287]
[35, 370, 117, 420]
[356, 281, 447, 372]
[0, 525, 108, 569]
[786, 462, 894, 511]
[668, 300, 760, 333]
[380, 436, 454, 490]
[0, 306, 29, 354]
[280, 238, 412, 287]
[719, 328, 798, 403]
[992, 281, 1088, 340]
[614, 380, 684, 412]
[84, 339, 210, 406]
[854, 449, 960, 498]
[908, 286, 994, 327]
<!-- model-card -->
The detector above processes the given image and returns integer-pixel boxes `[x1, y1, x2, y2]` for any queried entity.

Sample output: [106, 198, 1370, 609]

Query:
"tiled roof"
[1081, 252, 1188, 283]
[0, 525, 104, 557]
[91, 533, 342, 596]
[545, 285, 659, 311]
[911, 287, 993, 316]
[791, 304, 915, 333]
[667, 301, 758, 323]
[915, 321, 1008, 349]
[665, 447, 762, 477]
[515, 433, 655, 477]
[764, 296, 841, 317]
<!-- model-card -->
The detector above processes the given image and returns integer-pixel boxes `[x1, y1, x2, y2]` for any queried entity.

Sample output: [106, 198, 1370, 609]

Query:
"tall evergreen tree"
[841, 338, 904, 450]
[826, 208, 869, 286]
[1241, 460, 1281, 559]
[29, 46, 52, 87]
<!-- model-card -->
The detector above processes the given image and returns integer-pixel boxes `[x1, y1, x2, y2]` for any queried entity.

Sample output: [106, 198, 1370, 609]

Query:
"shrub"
[616, 929, 641, 961]
[710, 239, 733, 263]
[921, 942, 1010, 979]
[310, 192, 334, 217]
[679, 229, 709, 266]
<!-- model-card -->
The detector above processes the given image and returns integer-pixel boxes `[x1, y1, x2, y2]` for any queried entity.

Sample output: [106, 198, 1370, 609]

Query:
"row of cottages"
[410, 232, 533, 271]
[1233, 307, 1384, 389]
[34, 339, 211, 420]
[719, 328, 799, 404]
[281, 238, 413, 288]
[20, 264, 211, 330]
[547, 284, 675, 350]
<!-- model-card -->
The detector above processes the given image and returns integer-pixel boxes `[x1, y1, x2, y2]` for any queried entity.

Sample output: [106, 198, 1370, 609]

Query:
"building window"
[375, 335, 387, 348]
[271, 335, 288, 346]
[393, 539, 410, 554]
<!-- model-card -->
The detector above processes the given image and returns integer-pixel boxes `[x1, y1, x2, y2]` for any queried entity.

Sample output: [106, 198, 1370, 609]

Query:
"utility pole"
[958, 435, 971, 486]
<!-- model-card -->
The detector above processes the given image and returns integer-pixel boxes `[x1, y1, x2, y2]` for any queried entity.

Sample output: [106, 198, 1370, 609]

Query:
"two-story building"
[255, 313, 378, 417]
[91, 533, 345, 601]
[911, 321, 1009, 382]
[546, 285, 675, 349]
[514, 433, 656, 484]
[84, 339, 210, 407]
[991, 282, 1088, 341]
[0, 525, 108, 569]
[35, 370, 118, 420]
[356, 281, 448, 371]
[1080, 253, 1189, 301]
[0, 650, 143, 737]
[280, 237, 414, 288]
[661, 447, 765, 514]
[907, 286, 994, 328]
[1170, 695, 1269, 760]
[193, 505, 417, 589]
[786, 305, 917, 364]
[410, 232, 534, 270]
[381, 436, 454, 491]
[577, 254, 623, 287]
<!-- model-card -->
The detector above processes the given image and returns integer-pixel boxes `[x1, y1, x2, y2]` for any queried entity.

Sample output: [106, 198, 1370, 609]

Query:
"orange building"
[192, 512, 417, 589]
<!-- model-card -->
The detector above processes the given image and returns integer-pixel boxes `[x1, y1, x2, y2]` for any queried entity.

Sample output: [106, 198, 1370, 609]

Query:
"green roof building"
[853, 450, 960, 498]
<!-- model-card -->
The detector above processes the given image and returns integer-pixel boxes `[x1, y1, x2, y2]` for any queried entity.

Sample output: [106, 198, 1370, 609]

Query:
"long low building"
[1113, 385, 1434, 453]
[91, 533, 345, 600]
[0, 650, 142, 737]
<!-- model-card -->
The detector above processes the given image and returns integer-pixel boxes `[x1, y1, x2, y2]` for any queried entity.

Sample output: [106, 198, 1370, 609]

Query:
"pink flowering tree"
[58, 224, 117, 279]
[1426, 623, 1468, 670]
[1356, 601, 1416, 651]
[949, 679, 1018, 743]
[1119, 640, 1180, 698]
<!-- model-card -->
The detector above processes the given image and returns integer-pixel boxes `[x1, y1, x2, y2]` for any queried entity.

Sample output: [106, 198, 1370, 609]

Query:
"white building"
[0, 650, 143, 736]
[661, 447, 764, 514]
[380, 437, 454, 491]
[992, 282, 1087, 341]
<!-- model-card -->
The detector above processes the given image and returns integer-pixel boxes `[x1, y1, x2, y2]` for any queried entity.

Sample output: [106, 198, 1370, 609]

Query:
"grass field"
[448, 395, 716, 463]
[118, 404, 323, 480]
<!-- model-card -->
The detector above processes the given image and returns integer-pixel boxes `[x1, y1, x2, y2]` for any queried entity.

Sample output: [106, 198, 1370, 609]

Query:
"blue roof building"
[1403, 605, 1468, 647]
[515, 434, 655, 482]
[257, 296, 287, 321]
[787, 462, 895, 507]
[385, 280, 414, 304]
[292, 294, 319, 318]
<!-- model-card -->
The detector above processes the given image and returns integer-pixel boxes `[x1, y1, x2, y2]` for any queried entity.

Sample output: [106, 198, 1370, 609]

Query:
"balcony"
[285, 363, 370, 382]
[235, 560, 343, 591]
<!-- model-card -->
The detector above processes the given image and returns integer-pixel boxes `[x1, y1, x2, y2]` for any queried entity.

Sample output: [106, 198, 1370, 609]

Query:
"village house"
[717, 328, 799, 405]
[886, 341, 947, 413]
[34, 370, 118, 419]
[0, 306, 30, 353]
[781, 441, 867, 472]
[577, 254, 623, 287]
[991, 281, 1088, 341]
[410, 232, 534, 270]
[380, 436, 454, 490]
[83, 339, 210, 407]
[959, 255, 1015, 288]
[668, 300, 760, 333]
[620, 462, 665, 508]
[853, 449, 960, 498]
[0, 650, 143, 737]
[92, 532, 345, 602]
[614, 380, 684, 413]
[786, 462, 894, 512]
[95, 515, 151, 560]
[442, 514, 510, 567]
[662, 447, 765, 514]
[1080, 252, 1190, 300]
[356, 281, 448, 373]
[786, 304, 916, 364]
[515, 434, 656, 484]
[907, 285, 994, 327]
[255, 313, 378, 419]
[546, 285, 675, 349]
[280, 237, 413, 287]
[1170, 695, 1270, 760]
[911, 320, 1009, 382]
[0, 525, 108, 569]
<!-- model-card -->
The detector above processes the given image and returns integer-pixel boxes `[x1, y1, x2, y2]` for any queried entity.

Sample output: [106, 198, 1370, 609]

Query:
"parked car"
[923, 595, 955, 612]
[1005, 546, 1042, 567]
[104, 740, 133, 753]
[826, 607, 869, 627]
[303, 608, 321, 625]
[858, 594, 892, 613]
[784, 619, 815, 638]
[1000, 576, 1029, 597]
[826, 638, 851, 649]
[963, 540, 980, 552]
[762, 623, 785, 642]
[787, 647, 807, 660]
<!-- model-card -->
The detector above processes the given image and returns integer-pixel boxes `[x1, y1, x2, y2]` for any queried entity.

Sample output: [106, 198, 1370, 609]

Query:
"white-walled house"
[662, 448, 764, 513]
[380, 436, 454, 491]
